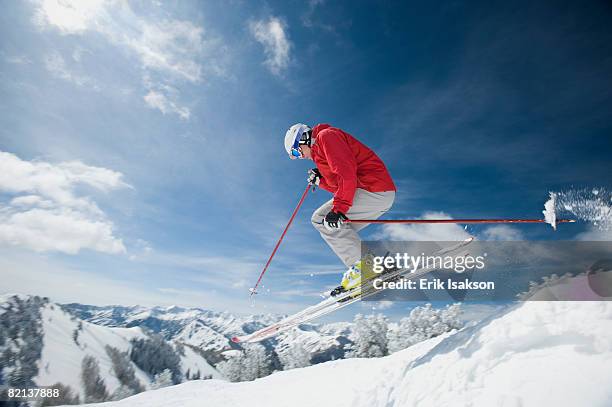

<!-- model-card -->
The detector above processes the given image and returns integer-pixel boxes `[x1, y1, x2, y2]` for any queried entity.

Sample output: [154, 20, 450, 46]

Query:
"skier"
[284, 123, 396, 294]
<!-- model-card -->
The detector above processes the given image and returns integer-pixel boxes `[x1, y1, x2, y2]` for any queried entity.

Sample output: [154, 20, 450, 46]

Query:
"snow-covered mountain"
[63, 303, 280, 339]
[0, 294, 221, 403]
[5, 267, 610, 405]
[62, 302, 355, 362]
[0, 294, 361, 403]
[80, 300, 612, 407]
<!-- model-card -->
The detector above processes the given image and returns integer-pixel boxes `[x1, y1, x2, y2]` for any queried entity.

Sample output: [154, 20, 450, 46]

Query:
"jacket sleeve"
[317, 174, 333, 192]
[319, 130, 357, 213]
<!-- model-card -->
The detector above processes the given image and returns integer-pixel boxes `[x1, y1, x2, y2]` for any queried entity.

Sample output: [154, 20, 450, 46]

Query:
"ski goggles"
[289, 127, 310, 159]
[290, 140, 303, 159]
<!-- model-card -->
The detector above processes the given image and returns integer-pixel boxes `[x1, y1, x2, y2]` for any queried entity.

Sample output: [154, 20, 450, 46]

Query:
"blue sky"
[0, 0, 611, 319]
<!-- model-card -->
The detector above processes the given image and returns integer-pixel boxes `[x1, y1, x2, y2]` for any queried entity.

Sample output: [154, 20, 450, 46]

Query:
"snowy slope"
[0, 295, 222, 402]
[82, 301, 612, 407]
[174, 320, 230, 351]
[34, 303, 222, 394]
[64, 303, 354, 361]
[179, 345, 221, 380]
[387, 302, 612, 407]
[64, 304, 282, 347]
[35, 303, 150, 394]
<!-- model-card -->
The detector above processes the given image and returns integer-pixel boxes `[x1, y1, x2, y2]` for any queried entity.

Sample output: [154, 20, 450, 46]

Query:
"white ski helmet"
[284, 123, 311, 159]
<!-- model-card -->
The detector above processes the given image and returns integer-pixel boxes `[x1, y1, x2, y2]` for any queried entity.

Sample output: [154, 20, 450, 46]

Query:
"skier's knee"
[311, 212, 324, 230]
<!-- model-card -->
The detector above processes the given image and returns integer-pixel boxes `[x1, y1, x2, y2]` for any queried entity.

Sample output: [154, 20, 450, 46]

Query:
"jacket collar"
[312, 123, 331, 140]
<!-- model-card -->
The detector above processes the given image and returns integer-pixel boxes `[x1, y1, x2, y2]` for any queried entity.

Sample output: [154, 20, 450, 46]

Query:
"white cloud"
[376, 211, 473, 241]
[72, 46, 92, 62]
[44, 51, 97, 88]
[33, 0, 108, 34]
[0, 151, 129, 254]
[131, 19, 205, 82]
[302, 0, 325, 28]
[481, 225, 524, 241]
[0, 208, 125, 254]
[144, 89, 190, 120]
[0, 151, 129, 208]
[10, 195, 54, 208]
[34, 0, 207, 80]
[575, 227, 612, 241]
[249, 17, 292, 76]
[301, 0, 336, 34]
[127, 238, 153, 261]
[33, 0, 220, 118]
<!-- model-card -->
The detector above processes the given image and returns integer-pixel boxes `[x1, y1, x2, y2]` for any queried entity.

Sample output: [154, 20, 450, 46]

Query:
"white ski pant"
[311, 189, 395, 267]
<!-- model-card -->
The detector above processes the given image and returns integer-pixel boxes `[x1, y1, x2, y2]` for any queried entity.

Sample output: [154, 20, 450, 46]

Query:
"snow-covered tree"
[0, 295, 46, 389]
[387, 303, 463, 353]
[105, 345, 143, 394]
[110, 384, 137, 401]
[151, 369, 174, 389]
[277, 331, 311, 370]
[346, 314, 388, 358]
[217, 344, 272, 382]
[242, 344, 271, 380]
[216, 353, 243, 382]
[39, 382, 80, 406]
[129, 334, 182, 384]
[81, 355, 108, 403]
[72, 329, 80, 346]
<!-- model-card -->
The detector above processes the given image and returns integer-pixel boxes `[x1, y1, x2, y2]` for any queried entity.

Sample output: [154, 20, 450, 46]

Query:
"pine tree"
[277, 331, 311, 370]
[346, 314, 388, 358]
[387, 303, 463, 353]
[216, 354, 243, 382]
[129, 334, 182, 384]
[0, 295, 45, 389]
[39, 382, 80, 406]
[81, 355, 108, 403]
[105, 345, 143, 393]
[242, 344, 271, 381]
[217, 345, 272, 382]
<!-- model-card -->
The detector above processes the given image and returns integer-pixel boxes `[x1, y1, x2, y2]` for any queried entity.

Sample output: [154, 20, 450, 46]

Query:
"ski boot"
[330, 254, 376, 302]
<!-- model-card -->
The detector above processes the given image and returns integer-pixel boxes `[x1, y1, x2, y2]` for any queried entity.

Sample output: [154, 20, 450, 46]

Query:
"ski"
[232, 238, 474, 343]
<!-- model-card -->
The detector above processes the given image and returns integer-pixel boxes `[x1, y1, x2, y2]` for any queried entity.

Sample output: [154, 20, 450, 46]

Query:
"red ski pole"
[345, 218, 575, 225]
[250, 184, 312, 297]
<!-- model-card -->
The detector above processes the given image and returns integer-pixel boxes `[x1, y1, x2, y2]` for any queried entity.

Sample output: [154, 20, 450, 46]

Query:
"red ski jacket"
[311, 124, 396, 214]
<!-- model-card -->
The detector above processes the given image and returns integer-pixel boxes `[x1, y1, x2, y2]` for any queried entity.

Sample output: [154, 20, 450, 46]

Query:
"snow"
[71, 304, 284, 350]
[16, 299, 224, 400]
[317, 321, 352, 336]
[550, 188, 612, 230]
[276, 323, 344, 354]
[174, 320, 230, 351]
[542, 192, 557, 229]
[83, 339, 439, 407]
[79, 300, 612, 407]
[388, 302, 612, 406]
[178, 345, 223, 380]
[521, 272, 612, 301]
[35, 304, 150, 397]
[0, 293, 33, 316]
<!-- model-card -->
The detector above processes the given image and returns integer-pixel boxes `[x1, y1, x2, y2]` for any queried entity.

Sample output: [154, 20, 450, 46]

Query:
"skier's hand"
[307, 168, 322, 186]
[324, 211, 347, 231]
